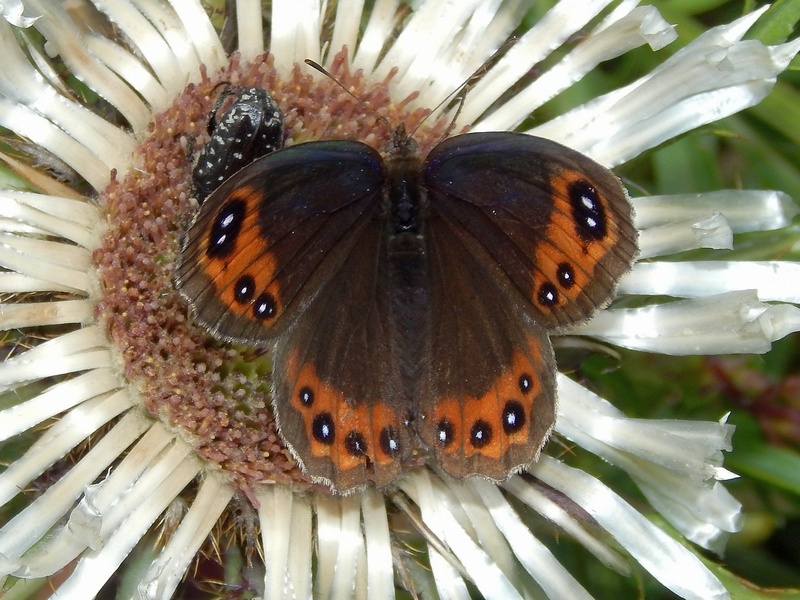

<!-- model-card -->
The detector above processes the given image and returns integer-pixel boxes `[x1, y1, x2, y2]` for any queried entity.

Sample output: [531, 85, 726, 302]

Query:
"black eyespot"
[312, 413, 335, 445]
[470, 420, 493, 448]
[502, 400, 526, 434]
[379, 426, 400, 457]
[298, 386, 314, 407]
[207, 199, 245, 259]
[253, 292, 277, 320]
[537, 282, 558, 307]
[519, 374, 532, 394]
[556, 262, 575, 289]
[345, 431, 368, 457]
[436, 419, 455, 447]
[569, 179, 607, 242]
[234, 275, 256, 304]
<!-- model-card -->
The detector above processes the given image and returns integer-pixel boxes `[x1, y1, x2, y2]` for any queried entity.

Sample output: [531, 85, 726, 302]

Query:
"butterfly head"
[384, 123, 420, 158]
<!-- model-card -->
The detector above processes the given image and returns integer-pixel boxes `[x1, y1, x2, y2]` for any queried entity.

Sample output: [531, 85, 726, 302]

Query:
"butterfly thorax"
[385, 153, 426, 234]
[382, 137, 428, 282]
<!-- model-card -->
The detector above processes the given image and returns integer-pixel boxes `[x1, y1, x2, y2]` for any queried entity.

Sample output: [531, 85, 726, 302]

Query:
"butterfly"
[176, 86, 638, 492]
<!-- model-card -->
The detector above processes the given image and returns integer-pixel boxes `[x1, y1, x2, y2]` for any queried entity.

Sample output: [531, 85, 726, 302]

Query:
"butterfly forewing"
[424, 132, 637, 332]
[176, 142, 385, 344]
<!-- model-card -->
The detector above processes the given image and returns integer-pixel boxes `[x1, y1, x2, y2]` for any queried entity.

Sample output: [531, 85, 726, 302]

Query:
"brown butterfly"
[176, 88, 637, 492]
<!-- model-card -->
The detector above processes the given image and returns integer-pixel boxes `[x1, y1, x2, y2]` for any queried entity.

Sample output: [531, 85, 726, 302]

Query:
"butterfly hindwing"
[416, 213, 556, 480]
[272, 212, 414, 490]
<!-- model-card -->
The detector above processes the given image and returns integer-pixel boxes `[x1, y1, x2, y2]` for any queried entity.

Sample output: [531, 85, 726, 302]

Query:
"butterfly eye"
[233, 275, 256, 303]
[537, 282, 559, 307]
[252, 292, 277, 320]
[556, 263, 575, 289]
[298, 386, 314, 406]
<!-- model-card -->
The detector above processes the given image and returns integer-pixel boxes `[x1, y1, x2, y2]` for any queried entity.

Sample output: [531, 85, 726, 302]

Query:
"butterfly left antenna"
[304, 59, 361, 103]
